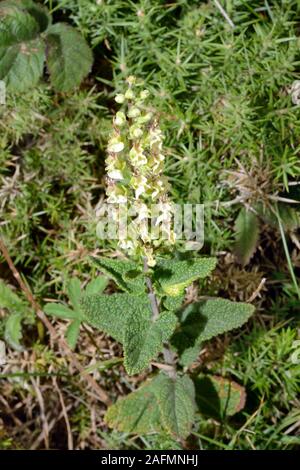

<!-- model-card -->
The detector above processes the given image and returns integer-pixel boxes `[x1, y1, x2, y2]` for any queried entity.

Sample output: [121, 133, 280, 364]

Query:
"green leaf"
[163, 294, 185, 311]
[195, 375, 246, 419]
[45, 23, 93, 92]
[105, 380, 163, 434]
[67, 278, 81, 311]
[91, 256, 146, 294]
[81, 291, 177, 373]
[196, 298, 255, 342]
[85, 277, 108, 296]
[173, 299, 255, 366]
[66, 319, 81, 350]
[0, 37, 45, 92]
[277, 205, 300, 232]
[179, 344, 200, 367]
[106, 372, 196, 438]
[44, 303, 81, 320]
[152, 373, 196, 439]
[0, 2, 40, 47]
[124, 310, 177, 375]
[154, 257, 217, 296]
[4, 312, 24, 351]
[81, 293, 151, 343]
[19, 0, 51, 32]
[257, 203, 300, 232]
[0, 280, 23, 310]
[234, 208, 260, 266]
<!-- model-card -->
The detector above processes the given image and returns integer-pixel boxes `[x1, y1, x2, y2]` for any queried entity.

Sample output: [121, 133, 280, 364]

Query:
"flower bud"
[115, 94, 125, 103]
[129, 147, 147, 166]
[129, 125, 143, 139]
[107, 169, 124, 180]
[127, 107, 141, 118]
[107, 138, 124, 153]
[140, 89, 150, 100]
[114, 111, 126, 126]
[125, 89, 134, 100]
[126, 75, 136, 85]
[136, 112, 153, 124]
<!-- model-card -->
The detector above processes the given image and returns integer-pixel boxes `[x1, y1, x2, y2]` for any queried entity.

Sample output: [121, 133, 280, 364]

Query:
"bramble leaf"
[0, 2, 40, 47]
[0, 37, 45, 92]
[19, 0, 51, 32]
[154, 257, 217, 296]
[234, 208, 260, 266]
[45, 23, 93, 92]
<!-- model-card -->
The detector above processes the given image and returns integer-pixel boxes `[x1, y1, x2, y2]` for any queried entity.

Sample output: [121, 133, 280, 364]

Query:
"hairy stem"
[143, 258, 177, 378]
[143, 257, 160, 320]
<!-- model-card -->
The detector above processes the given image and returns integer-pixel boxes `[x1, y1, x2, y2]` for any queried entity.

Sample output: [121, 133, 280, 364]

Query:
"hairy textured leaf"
[173, 299, 255, 366]
[189, 298, 254, 343]
[163, 294, 185, 311]
[0, 2, 40, 46]
[66, 319, 81, 350]
[154, 257, 217, 296]
[105, 373, 196, 438]
[45, 23, 93, 92]
[152, 373, 196, 439]
[234, 208, 260, 266]
[179, 344, 200, 367]
[82, 289, 176, 374]
[0, 37, 45, 91]
[124, 310, 177, 375]
[105, 380, 163, 434]
[4, 312, 24, 351]
[195, 375, 246, 419]
[81, 293, 151, 343]
[91, 256, 145, 293]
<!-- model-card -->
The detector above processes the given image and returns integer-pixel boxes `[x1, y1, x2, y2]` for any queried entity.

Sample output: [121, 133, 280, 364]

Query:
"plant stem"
[143, 258, 177, 378]
[143, 257, 159, 320]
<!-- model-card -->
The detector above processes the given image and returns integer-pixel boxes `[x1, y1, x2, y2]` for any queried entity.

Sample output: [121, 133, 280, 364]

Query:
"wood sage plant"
[45, 78, 255, 440]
